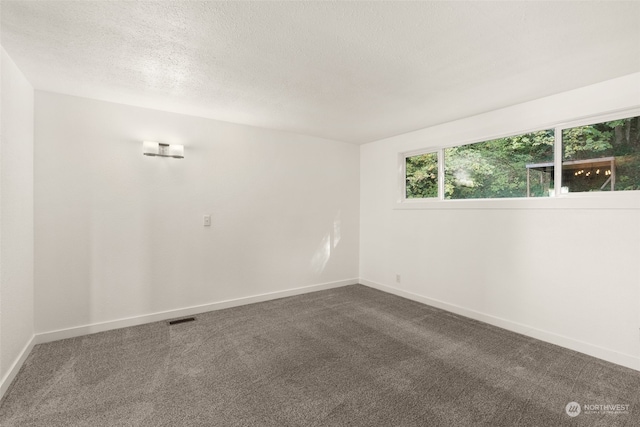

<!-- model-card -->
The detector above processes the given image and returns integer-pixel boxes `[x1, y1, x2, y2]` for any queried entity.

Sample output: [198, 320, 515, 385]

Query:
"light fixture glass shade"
[169, 144, 184, 158]
[142, 141, 160, 156]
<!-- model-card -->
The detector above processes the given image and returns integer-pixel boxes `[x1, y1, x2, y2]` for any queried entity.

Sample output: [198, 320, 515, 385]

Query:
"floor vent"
[168, 317, 196, 325]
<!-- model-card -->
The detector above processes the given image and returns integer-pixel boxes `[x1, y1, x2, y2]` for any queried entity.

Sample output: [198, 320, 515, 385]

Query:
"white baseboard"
[0, 335, 35, 402]
[360, 278, 640, 372]
[35, 278, 358, 345]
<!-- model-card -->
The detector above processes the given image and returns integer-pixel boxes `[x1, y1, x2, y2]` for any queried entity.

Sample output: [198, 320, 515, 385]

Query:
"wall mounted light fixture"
[142, 141, 184, 158]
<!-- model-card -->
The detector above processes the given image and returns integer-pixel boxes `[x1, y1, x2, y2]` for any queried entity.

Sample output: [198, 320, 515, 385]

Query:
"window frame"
[396, 107, 640, 209]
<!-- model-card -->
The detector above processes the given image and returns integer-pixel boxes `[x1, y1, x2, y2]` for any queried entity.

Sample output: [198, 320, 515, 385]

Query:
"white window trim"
[396, 106, 640, 210]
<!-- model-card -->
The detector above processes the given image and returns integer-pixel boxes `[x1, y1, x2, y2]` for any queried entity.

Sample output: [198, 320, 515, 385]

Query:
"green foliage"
[445, 130, 554, 199]
[563, 117, 640, 159]
[405, 152, 438, 198]
[563, 126, 612, 159]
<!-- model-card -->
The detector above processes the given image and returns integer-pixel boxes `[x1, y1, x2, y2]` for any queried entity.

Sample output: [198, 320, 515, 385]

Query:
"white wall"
[360, 73, 640, 370]
[34, 92, 359, 336]
[0, 48, 35, 393]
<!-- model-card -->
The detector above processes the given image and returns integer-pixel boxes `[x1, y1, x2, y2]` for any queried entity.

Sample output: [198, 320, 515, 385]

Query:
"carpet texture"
[1, 285, 639, 426]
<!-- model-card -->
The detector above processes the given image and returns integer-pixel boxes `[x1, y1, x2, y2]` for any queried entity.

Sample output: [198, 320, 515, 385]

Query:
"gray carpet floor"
[1, 284, 639, 426]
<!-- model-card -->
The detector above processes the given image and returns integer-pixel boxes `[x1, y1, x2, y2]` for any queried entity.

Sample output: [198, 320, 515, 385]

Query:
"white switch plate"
[203, 215, 211, 226]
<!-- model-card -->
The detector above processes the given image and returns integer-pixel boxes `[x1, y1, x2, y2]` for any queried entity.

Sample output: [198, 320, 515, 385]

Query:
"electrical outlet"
[396, 274, 401, 284]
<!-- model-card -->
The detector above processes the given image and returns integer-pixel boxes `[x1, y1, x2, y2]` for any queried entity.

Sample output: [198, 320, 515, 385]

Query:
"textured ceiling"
[2, 1, 639, 144]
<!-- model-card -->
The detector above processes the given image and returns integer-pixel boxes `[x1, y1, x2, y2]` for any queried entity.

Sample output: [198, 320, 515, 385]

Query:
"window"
[562, 116, 640, 192]
[444, 130, 554, 199]
[400, 111, 640, 202]
[405, 151, 438, 199]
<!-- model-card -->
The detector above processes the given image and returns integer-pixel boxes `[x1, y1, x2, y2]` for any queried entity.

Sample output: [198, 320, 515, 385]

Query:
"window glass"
[405, 152, 438, 199]
[562, 116, 640, 192]
[444, 130, 555, 199]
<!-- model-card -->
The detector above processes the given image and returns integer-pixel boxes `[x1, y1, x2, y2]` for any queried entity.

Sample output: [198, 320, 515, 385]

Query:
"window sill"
[394, 192, 640, 210]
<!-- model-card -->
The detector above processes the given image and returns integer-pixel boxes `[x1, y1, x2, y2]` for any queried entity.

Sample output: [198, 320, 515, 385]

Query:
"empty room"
[1, 1, 639, 426]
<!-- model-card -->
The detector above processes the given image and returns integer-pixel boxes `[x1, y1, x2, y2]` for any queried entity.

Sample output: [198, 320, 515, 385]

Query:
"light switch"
[203, 215, 211, 226]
